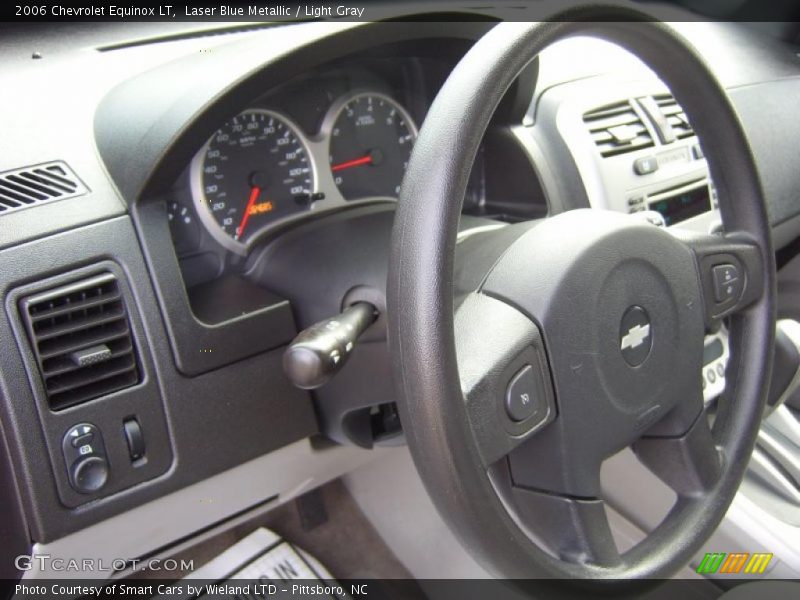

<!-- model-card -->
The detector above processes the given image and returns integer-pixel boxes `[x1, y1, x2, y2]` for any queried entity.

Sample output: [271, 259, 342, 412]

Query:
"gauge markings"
[195, 109, 314, 252]
[328, 93, 417, 200]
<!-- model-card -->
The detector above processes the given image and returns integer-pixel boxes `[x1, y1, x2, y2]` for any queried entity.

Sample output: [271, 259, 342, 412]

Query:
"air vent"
[653, 94, 695, 139]
[0, 161, 88, 215]
[583, 100, 654, 158]
[21, 273, 140, 411]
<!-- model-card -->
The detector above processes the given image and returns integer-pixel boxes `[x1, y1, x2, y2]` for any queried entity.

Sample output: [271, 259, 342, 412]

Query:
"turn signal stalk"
[283, 303, 377, 389]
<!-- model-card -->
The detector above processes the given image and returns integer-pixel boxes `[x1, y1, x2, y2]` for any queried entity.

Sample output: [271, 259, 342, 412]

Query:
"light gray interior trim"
[345, 448, 700, 580]
[757, 427, 800, 489]
[602, 448, 800, 579]
[24, 439, 387, 581]
[344, 447, 492, 580]
[765, 404, 800, 443]
[748, 447, 800, 506]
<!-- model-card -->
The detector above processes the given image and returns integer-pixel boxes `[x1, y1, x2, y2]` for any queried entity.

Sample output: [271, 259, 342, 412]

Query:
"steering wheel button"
[505, 365, 539, 422]
[712, 263, 741, 302]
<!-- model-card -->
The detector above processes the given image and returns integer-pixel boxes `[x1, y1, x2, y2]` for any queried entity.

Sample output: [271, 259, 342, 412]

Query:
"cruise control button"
[505, 365, 538, 422]
[633, 156, 658, 175]
[712, 263, 741, 303]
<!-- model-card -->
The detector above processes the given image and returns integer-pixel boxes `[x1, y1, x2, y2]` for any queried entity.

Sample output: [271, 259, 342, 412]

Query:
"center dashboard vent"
[20, 273, 141, 411]
[653, 93, 695, 139]
[583, 100, 654, 158]
[0, 161, 88, 215]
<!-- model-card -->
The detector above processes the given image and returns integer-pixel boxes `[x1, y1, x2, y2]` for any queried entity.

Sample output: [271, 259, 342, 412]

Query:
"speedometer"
[191, 109, 315, 254]
[328, 92, 417, 200]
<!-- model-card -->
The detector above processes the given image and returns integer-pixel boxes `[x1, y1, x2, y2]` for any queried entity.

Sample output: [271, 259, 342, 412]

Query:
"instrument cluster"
[188, 90, 418, 255]
[167, 55, 549, 273]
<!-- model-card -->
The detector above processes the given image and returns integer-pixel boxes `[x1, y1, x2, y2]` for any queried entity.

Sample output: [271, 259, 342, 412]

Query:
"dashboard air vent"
[21, 273, 140, 411]
[653, 94, 695, 139]
[583, 100, 654, 158]
[0, 161, 88, 215]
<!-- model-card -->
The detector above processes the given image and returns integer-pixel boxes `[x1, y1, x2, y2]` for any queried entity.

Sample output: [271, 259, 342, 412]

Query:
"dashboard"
[165, 49, 546, 290]
[1, 16, 800, 582]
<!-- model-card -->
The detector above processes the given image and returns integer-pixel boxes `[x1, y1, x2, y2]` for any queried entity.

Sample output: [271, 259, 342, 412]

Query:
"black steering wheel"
[387, 6, 776, 586]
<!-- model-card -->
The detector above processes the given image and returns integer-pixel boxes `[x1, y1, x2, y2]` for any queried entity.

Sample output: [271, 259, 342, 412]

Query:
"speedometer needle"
[331, 155, 373, 172]
[236, 186, 261, 239]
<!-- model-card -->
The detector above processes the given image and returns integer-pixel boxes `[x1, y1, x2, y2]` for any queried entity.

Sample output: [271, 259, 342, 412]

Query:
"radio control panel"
[627, 178, 717, 227]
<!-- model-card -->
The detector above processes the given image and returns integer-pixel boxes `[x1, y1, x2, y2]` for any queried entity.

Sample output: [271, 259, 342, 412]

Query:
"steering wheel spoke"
[492, 450, 620, 566]
[507, 478, 621, 567]
[455, 292, 557, 467]
[676, 230, 766, 328]
[633, 402, 722, 498]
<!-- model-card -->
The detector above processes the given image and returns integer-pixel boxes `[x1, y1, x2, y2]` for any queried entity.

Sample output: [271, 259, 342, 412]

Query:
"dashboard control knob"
[62, 423, 110, 495]
[70, 456, 109, 493]
[283, 302, 377, 389]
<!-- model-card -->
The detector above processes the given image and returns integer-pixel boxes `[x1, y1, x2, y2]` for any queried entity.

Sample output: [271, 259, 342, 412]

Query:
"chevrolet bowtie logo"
[621, 323, 651, 351]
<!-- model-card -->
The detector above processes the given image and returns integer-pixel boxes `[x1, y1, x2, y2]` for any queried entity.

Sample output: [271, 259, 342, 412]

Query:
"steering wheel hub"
[486, 209, 702, 421]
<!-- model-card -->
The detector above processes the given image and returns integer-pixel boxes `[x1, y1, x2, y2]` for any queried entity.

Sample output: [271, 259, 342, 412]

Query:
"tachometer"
[328, 92, 417, 200]
[191, 109, 315, 254]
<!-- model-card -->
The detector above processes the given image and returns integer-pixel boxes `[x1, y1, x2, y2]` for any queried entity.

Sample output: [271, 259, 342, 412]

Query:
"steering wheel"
[387, 6, 776, 586]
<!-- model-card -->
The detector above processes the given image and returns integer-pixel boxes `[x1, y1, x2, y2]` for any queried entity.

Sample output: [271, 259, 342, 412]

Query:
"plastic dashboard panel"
[0, 216, 317, 542]
[133, 199, 299, 376]
[6, 259, 174, 510]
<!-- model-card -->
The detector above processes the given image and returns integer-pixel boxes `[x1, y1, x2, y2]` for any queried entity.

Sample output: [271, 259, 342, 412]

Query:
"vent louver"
[0, 161, 88, 215]
[653, 94, 695, 140]
[21, 273, 140, 411]
[583, 100, 654, 158]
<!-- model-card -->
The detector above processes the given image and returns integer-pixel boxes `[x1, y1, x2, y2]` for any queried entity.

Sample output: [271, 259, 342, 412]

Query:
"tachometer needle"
[331, 155, 373, 172]
[236, 186, 261, 239]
